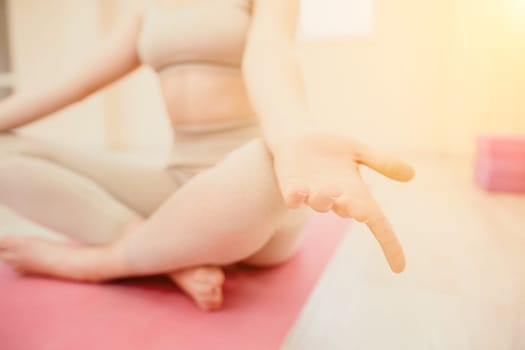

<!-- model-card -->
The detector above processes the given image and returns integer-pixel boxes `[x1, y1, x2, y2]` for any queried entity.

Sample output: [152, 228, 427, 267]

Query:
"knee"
[223, 138, 275, 184]
[241, 226, 306, 267]
[246, 137, 270, 154]
[225, 138, 271, 164]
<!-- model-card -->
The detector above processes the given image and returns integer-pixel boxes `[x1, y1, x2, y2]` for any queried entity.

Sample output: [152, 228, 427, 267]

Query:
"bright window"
[299, 0, 374, 40]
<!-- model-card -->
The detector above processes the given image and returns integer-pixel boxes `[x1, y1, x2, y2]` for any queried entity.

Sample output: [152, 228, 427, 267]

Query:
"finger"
[332, 196, 371, 223]
[273, 154, 311, 208]
[307, 189, 342, 213]
[331, 174, 370, 219]
[365, 200, 406, 273]
[355, 145, 415, 182]
[283, 186, 310, 208]
[332, 200, 351, 218]
[276, 171, 310, 208]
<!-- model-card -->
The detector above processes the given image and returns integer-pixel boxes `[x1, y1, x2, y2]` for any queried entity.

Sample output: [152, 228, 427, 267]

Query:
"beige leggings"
[0, 119, 309, 274]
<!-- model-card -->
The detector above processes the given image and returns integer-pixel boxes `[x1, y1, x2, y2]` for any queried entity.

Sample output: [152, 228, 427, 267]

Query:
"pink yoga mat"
[0, 213, 349, 350]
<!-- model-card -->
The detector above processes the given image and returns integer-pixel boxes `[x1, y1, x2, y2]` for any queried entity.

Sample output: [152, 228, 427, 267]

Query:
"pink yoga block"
[475, 135, 525, 193]
[477, 135, 525, 159]
[476, 156, 525, 174]
[476, 168, 525, 192]
[0, 213, 350, 350]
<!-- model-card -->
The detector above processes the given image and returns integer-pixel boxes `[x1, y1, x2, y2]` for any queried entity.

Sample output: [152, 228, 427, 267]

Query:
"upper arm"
[243, 0, 300, 64]
[67, 10, 143, 98]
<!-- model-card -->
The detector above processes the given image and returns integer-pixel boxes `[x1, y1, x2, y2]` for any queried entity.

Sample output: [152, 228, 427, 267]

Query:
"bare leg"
[0, 131, 226, 308]
[0, 154, 138, 244]
[0, 139, 308, 288]
[123, 218, 228, 310]
[119, 139, 298, 275]
[0, 130, 180, 243]
[0, 131, 179, 217]
[0, 236, 127, 281]
[241, 206, 310, 267]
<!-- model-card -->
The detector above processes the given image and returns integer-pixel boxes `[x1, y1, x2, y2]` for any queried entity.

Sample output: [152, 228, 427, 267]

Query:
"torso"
[138, 0, 257, 125]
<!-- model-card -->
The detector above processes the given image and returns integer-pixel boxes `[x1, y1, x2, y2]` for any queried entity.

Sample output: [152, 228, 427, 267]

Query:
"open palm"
[271, 131, 415, 273]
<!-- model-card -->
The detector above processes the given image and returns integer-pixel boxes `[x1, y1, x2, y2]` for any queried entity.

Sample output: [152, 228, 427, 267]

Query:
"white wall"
[7, 0, 108, 148]
[97, 0, 173, 154]
[6, 0, 525, 154]
[299, 0, 525, 154]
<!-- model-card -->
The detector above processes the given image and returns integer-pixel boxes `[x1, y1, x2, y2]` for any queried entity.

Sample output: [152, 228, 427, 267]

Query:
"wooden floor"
[0, 153, 524, 349]
[284, 154, 525, 349]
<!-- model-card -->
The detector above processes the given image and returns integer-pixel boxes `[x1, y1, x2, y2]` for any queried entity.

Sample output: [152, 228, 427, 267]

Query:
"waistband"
[171, 117, 260, 136]
[167, 117, 261, 170]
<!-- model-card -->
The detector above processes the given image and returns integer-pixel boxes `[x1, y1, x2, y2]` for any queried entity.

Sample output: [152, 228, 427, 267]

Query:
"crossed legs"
[0, 131, 230, 309]
[0, 133, 309, 310]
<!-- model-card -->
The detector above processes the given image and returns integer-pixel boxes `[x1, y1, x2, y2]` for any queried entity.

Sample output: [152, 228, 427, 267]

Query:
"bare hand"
[271, 131, 415, 273]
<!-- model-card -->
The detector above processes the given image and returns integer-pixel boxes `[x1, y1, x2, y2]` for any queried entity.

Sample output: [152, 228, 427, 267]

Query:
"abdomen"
[158, 65, 257, 124]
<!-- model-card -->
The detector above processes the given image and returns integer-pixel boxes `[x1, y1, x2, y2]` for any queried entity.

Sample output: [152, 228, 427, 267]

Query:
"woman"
[0, 0, 414, 311]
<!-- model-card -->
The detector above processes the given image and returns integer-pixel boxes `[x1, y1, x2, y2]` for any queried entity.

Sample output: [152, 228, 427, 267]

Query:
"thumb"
[355, 145, 415, 182]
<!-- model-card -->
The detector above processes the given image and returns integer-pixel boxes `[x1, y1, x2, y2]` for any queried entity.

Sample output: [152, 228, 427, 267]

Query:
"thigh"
[0, 153, 138, 244]
[119, 138, 298, 275]
[0, 131, 178, 216]
[241, 206, 311, 267]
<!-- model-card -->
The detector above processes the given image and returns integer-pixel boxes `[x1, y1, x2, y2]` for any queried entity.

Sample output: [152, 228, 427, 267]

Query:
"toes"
[0, 237, 26, 271]
[195, 283, 223, 311]
[169, 266, 226, 311]
[0, 236, 23, 251]
[191, 267, 225, 286]
[191, 282, 221, 295]
[196, 292, 223, 311]
[206, 272, 225, 286]
[0, 250, 17, 261]
[0, 236, 24, 262]
[0, 252, 20, 271]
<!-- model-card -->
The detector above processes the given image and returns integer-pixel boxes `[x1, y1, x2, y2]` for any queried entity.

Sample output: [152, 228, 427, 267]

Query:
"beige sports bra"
[138, 0, 253, 72]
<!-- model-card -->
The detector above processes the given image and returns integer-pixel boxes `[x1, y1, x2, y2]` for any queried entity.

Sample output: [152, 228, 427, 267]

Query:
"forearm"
[0, 78, 87, 131]
[243, 42, 316, 151]
[0, 10, 142, 132]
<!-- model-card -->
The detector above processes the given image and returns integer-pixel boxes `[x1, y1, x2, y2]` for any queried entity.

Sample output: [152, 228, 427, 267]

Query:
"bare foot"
[0, 236, 67, 276]
[0, 236, 226, 310]
[0, 235, 115, 281]
[169, 266, 225, 311]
